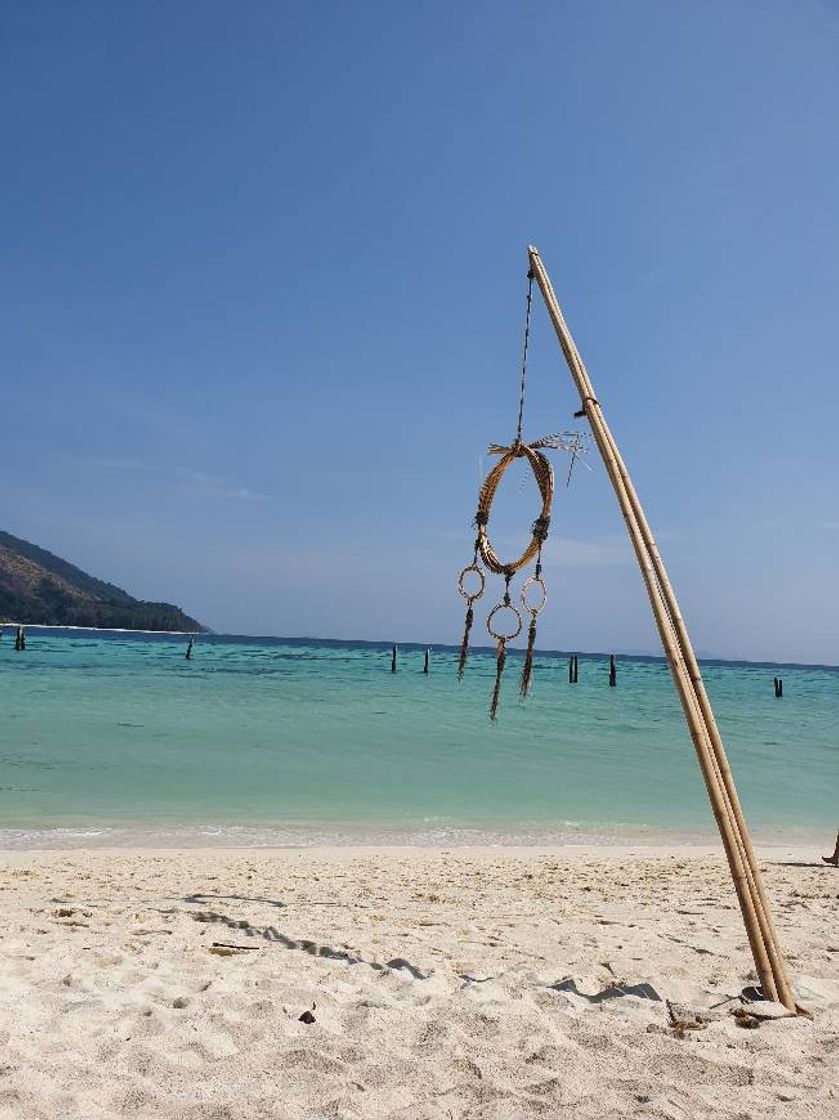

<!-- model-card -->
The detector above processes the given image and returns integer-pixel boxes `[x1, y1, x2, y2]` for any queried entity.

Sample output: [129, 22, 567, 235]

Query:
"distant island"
[0, 530, 205, 632]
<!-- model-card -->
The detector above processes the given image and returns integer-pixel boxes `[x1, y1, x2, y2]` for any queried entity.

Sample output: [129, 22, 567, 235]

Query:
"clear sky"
[2, 1, 838, 662]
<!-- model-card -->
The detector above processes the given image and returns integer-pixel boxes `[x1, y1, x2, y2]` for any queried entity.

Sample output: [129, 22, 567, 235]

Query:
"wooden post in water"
[423, 646, 430, 674]
[528, 244, 795, 1009]
[391, 644, 397, 673]
[609, 654, 617, 687]
[774, 677, 783, 698]
[186, 636, 195, 660]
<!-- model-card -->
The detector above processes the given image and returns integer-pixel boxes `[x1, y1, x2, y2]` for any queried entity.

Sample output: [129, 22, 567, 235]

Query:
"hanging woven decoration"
[456, 270, 586, 720]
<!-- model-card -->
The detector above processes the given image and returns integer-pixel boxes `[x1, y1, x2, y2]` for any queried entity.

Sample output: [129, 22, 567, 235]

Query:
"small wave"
[0, 819, 716, 851]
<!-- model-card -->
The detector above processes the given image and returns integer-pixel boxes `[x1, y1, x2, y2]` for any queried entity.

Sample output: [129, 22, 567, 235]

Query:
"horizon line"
[4, 623, 837, 673]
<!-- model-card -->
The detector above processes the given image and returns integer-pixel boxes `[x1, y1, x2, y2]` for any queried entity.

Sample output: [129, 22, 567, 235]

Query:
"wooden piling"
[774, 677, 783, 698]
[423, 646, 430, 674]
[609, 654, 616, 687]
[391, 644, 397, 673]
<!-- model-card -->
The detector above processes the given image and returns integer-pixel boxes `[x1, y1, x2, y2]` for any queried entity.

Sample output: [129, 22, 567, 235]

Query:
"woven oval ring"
[476, 442, 554, 576]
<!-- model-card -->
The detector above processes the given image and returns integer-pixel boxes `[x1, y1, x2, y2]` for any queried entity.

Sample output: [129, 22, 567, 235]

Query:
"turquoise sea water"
[0, 630, 835, 847]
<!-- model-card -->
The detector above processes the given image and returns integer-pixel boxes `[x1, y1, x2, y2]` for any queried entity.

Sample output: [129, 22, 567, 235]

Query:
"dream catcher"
[457, 270, 586, 720]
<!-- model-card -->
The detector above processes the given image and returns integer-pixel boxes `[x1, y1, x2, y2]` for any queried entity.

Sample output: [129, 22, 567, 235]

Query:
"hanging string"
[514, 270, 534, 446]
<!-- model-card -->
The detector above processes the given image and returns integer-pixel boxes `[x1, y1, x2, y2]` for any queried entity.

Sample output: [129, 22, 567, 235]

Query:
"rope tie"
[574, 395, 599, 418]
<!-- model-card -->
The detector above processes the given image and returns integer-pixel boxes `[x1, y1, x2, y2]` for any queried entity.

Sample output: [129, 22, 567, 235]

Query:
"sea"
[0, 629, 835, 849]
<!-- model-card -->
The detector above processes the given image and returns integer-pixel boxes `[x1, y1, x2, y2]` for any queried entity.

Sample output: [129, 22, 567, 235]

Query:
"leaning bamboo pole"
[527, 245, 795, 1010]
[600, 420, 792, 1007]
[525, 247, 791, 1007]
[592, 395, 794, 1009]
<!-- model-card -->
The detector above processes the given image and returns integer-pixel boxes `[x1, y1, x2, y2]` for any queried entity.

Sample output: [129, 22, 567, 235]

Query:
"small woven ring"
[486, 602, 523, 642]
[520, 575, 547, 615]
[476, 442, 553, 576]
[458, 564, 485, 604]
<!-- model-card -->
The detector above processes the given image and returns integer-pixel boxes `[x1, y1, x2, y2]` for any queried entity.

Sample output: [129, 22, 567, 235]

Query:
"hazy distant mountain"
[0, 530, 204, 632]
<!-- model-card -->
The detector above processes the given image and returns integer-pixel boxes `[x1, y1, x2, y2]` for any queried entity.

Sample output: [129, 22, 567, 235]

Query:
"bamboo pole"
[571, 380, 778, 1000]
[602, 408, 791, 1006]
[593, 398, 794, 1009]
[527, 243, 789, 1005]
[522, 250, 791, 1003]
[527, 245, 794, 1009]
[527, 252, 792, 1007]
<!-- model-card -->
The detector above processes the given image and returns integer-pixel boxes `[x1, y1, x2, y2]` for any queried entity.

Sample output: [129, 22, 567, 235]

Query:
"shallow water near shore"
[0, 630, 835, 848]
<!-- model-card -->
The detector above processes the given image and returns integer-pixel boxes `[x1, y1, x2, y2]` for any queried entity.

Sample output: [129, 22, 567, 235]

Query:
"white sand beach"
[1, 844, 837, 1120]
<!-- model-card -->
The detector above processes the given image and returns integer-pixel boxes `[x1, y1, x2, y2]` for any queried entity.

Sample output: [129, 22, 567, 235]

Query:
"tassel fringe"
[520, 615, 537, 698]
[490, 639, 507, 722]
[457, 605, 474, 680]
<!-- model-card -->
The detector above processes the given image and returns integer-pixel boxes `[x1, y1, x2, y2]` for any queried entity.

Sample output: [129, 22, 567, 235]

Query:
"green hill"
[0, 530, 205, 632]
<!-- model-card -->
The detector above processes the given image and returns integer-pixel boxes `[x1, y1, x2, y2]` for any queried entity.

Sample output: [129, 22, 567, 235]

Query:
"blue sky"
[2, 1, 838, 662]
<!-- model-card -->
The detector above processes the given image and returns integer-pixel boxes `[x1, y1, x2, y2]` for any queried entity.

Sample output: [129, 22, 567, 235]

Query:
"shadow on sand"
[548, 978, 662, 1003]
[182, 895, 428, 979]
[768, 861, 838, 869]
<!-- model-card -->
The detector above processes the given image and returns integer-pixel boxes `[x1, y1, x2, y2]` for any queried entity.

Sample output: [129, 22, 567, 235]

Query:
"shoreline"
[0, 830, 827, 857]
[2, 811, 830, 857]
[0, 843, 826, 865]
